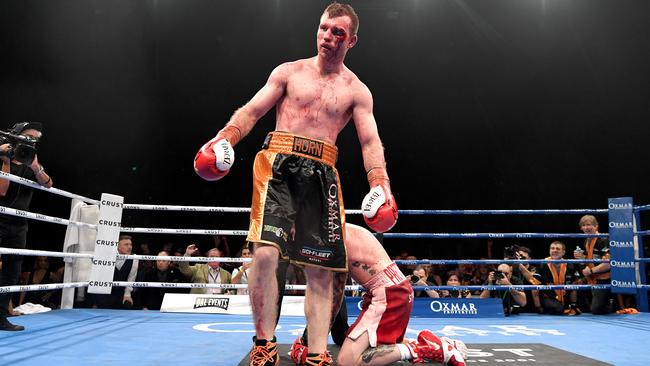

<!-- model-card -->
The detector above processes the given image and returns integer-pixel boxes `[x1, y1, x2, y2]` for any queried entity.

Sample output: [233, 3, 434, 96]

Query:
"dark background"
[1, 0, 649, 261]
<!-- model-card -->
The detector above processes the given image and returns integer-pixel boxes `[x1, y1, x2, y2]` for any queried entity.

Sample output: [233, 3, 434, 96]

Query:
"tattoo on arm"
[361, 345, 395, 363]
[352, 261, 378, 276]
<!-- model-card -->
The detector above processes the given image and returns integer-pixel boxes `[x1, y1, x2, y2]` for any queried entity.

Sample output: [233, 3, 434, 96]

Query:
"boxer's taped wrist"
[367, 166, 389, 186]
[217, 125, 242, 146]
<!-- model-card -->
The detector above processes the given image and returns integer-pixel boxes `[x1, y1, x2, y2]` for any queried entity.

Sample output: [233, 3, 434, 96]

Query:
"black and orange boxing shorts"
[247, 131, 347, 272]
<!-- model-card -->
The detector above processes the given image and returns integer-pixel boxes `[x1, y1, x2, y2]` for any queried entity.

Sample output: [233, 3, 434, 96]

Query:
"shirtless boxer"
[290, 224, 467, 366]
[193, 3, 398, 365]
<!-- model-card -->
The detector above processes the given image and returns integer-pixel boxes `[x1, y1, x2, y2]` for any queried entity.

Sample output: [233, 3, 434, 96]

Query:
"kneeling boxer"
[289, 224, 467, 366]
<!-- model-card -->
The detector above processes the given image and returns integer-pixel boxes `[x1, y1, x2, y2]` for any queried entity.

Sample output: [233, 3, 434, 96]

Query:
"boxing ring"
[1, 170, 649, 365]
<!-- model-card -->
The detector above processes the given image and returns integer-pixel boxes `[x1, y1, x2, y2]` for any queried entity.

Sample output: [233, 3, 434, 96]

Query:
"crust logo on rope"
[91, 259, 116, 266]
[292, 137, 324, 158]
[98, 219, 121, 227]
[89, 281, 112, 287]
[101, 200, 123, 208]
[194, 297, 230, 310]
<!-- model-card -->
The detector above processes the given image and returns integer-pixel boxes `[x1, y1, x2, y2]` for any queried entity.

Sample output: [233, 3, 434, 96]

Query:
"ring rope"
[122, 203, 363, 215]
[383, 233, 608, 239]
[0, 171, 99, 204]
[0, 204, 97, 229]
[398, 209, 607, 215]
[3, 247, 625, 265]
[117, 254, 252, 263]
[635, 204, 650, 212]
[0, 282, 89, 294]
[394, 259, 609, 265]
[414, 284, 612, 291]
[119, 227, 248, 236]
[121, 205, 610, 216]
[0, 209, 623, 240]
[2, 281, 620, 295]
[0, 247, 93, 260]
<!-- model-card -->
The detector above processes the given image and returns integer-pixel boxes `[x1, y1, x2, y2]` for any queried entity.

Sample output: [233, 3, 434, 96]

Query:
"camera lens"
[410, 275, 420, 283]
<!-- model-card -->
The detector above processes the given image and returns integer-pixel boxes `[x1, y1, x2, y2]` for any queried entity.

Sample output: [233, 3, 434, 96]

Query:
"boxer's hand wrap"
[362, 167, 398, 233]
[193, 125, 240, 181]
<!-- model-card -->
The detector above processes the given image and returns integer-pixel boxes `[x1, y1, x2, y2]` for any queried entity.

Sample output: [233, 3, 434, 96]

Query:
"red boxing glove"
[361, 167, 398, 233]
[193, 125, 240, 181]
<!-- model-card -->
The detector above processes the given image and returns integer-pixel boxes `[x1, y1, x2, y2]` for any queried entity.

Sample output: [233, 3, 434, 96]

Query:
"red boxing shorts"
[347, 263, 414, 346]
[246, 131, 347, 271]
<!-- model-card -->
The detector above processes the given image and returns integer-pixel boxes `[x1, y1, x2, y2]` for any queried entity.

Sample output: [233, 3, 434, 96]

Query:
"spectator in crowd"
[438, 272, 471, 298]
[139, 250, 185, 310]
[405, 255, 418, 269]
[427, 264, 444, 286]
[457, 263, 476, 285]
[90, 235, 139, 309]
[574, 215, 612, 314]
[180, 244, 231, 294]
[474, 262, 493, 295]
[530, 241, 581, 315]
[515, 246, 543, 313]
[411, 265, 439, 298]
[18, 256, 63, 309]
[480, 263, 526, 315]
[213, 235, 236, 274]
[0, 122, 53, 331]
[136, 242, 154, 275]
[231, 245, 253, 295]
[170, 247, 184, 271]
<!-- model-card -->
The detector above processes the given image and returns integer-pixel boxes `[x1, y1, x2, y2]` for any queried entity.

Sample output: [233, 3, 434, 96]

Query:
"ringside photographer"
[480, 263, 526, 316]
[0, 122, 53, 331]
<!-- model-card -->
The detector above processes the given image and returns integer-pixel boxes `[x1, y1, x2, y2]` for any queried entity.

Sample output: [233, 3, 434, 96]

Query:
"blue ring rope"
[383, 233, 608, 239]
[398, 209, 607, 215]
[634, 204, 650, 212]
[394, 259, 608, 265]
[411, 284, 610, 291]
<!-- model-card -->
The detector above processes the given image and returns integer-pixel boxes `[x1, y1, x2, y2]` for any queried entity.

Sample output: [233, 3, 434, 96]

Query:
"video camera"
[0, 122, 42, 166]
[493, 270, 506, 280]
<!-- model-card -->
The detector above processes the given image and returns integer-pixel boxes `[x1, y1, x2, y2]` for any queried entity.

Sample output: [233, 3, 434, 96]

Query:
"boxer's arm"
[352, 83, 385, 173]
[223, 63, 289, 144]
[0, 156, 10, 196]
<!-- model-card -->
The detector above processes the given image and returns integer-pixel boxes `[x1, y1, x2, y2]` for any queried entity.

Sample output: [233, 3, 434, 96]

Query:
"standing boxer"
[194, 3, 397, 365]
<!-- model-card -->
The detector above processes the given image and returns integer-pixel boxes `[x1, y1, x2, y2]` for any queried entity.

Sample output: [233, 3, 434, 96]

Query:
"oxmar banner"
[346, 297, 505, 318]
[608, 197, 637, 294]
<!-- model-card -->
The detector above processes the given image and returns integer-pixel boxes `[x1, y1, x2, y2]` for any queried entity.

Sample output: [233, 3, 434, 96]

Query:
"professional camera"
[0, 122, 41, 166]
[410, 275, 421, 284]
[493, 270, 505, 280]
[503, 245, 522, 260]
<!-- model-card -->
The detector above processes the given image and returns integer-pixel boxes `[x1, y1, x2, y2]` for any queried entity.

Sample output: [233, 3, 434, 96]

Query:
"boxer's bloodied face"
[316, 13, 357, 60]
